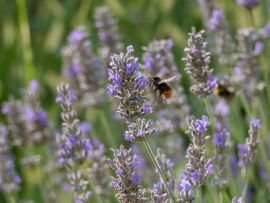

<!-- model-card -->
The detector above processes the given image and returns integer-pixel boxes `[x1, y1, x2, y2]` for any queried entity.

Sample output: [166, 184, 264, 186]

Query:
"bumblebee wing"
[158, 76, 177, 84]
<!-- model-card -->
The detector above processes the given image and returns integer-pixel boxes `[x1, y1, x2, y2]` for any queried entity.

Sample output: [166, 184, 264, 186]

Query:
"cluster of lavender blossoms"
[179, 116, 214, 202]
[1, 80, 49, 146]
[208, 8, 235, 67]
[61, 27, 106, 107]
[235, 28, 264, 96]
[94, 6, 123, 64]
[212, 124, 231, 189]
[108, 45, 154, 142]
[143, 39, 190, 133]
[151, 149, 175, 203]
[183, 28, 218, 98]
[238, 118, 261, 168]
[56, 83, 110, 202]
[0, 124, 21, 194]
[108, 145, 147, 203]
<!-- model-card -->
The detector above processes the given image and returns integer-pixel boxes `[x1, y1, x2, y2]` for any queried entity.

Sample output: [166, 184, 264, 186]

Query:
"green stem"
[143, 138, 176, 202]
[16, 0, 35, 84]
[203, 98, 216, 128]
[248, 9, 256, 28]
[219, 191, 223, 203]
[196, 188, 202, 203]
[241, 168, 249, 200]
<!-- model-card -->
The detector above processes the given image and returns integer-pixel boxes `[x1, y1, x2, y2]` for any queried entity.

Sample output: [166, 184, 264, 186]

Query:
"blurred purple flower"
[236, 0, 260, 9]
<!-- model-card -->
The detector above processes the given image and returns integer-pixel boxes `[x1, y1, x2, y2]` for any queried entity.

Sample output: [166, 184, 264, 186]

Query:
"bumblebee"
[149, 76, 176, 100]
[214, 80, 236, 100]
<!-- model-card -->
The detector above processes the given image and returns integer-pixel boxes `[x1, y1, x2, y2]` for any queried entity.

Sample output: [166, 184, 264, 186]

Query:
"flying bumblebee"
[214, 79, 236, 100]
[149, 76, 176, 100]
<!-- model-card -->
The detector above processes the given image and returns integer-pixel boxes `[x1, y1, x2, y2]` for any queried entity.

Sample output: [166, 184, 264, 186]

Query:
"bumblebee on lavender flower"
[214, 79, 236, 100]
[149, 76, 176, 100]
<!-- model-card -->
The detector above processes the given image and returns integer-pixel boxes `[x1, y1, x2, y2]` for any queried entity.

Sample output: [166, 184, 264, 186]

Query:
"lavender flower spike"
[212, 124, 231, 189]
[151, 149, 175, 203]
[56, 83, 111, 201]
[238, 118, 261, 168]
[108, 45, 154, 141]
[179, 115, 213, 200]
[94, 5, 123, 63]
[236, 0, 260, 9]
[56, 83, 92, 202]
[0, 124, 21, 194]
[62, 26, 106, 107]
[109, 145, 147, 203]
[183, 28, 217, 98]
[185, 115, 214, 187]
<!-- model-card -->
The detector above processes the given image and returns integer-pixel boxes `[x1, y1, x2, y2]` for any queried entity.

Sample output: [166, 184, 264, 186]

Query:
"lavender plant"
[94, 5, 123, 64]
[61, 27, 106, 107]
[235, 28, 264, 97]
[179, 116, 214, 202]
[212, 124, 231, 190]
[108, 145, 147, 203]
[237, 118, 261, 168]
[108, 45, 154, 141]
[183, 28, 217, 98]
[2, 80, 49, 146]
[56, 83, 110, 202]
[0, 124, 21, 195]
[208, 9, 235, 67]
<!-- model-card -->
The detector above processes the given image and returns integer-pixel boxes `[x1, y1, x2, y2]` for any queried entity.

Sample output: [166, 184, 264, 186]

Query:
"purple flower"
[29, 80, 40, 94]
[132, 174, 141, 185]
[207, 76, 218, 90]
[191, 49, 201, 56]
[109, 146, 146, 202]
[68, 29, 86, 44]
[179, 178, 191, 193]
[191, 171, 200, 185]
[213, 124, 231, 148]
[183, 28, 216, 98]
[205, 160, 215, 176]
[35, 109, 48, 126]
[66, 135, 79, 149]
[126, 59, 140, 74]
[209, 9, 224, 32]
[127, 45, 134, 53]
[214, 100, 230, 117]
[116, 168, 123, 177]
[250, 118, 261, 130]
[254, 42, 264, 55]
[142, 103, 152, 115]
[164, 39, 174, 51]
[195, 116, 210, 134]
[108, 45, 154, 142]
[80, 122, 92, 134]
[144, 56, 154, 71]
[236, 0, 260, 9]
[1, 104, 10, 115]
[55, 94, 64, 105]
[262, 23, 270, 37]
[71, 62, 82, 76]
[136, 75, 148, 89]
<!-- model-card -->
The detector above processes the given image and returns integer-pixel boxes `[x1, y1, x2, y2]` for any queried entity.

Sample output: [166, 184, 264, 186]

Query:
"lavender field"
[1, 0, 270, 202]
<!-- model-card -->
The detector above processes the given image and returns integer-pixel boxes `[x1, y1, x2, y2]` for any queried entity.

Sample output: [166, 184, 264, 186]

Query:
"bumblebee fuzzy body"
[150, 76, 174, 99]
[214, 81, 235, 100]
